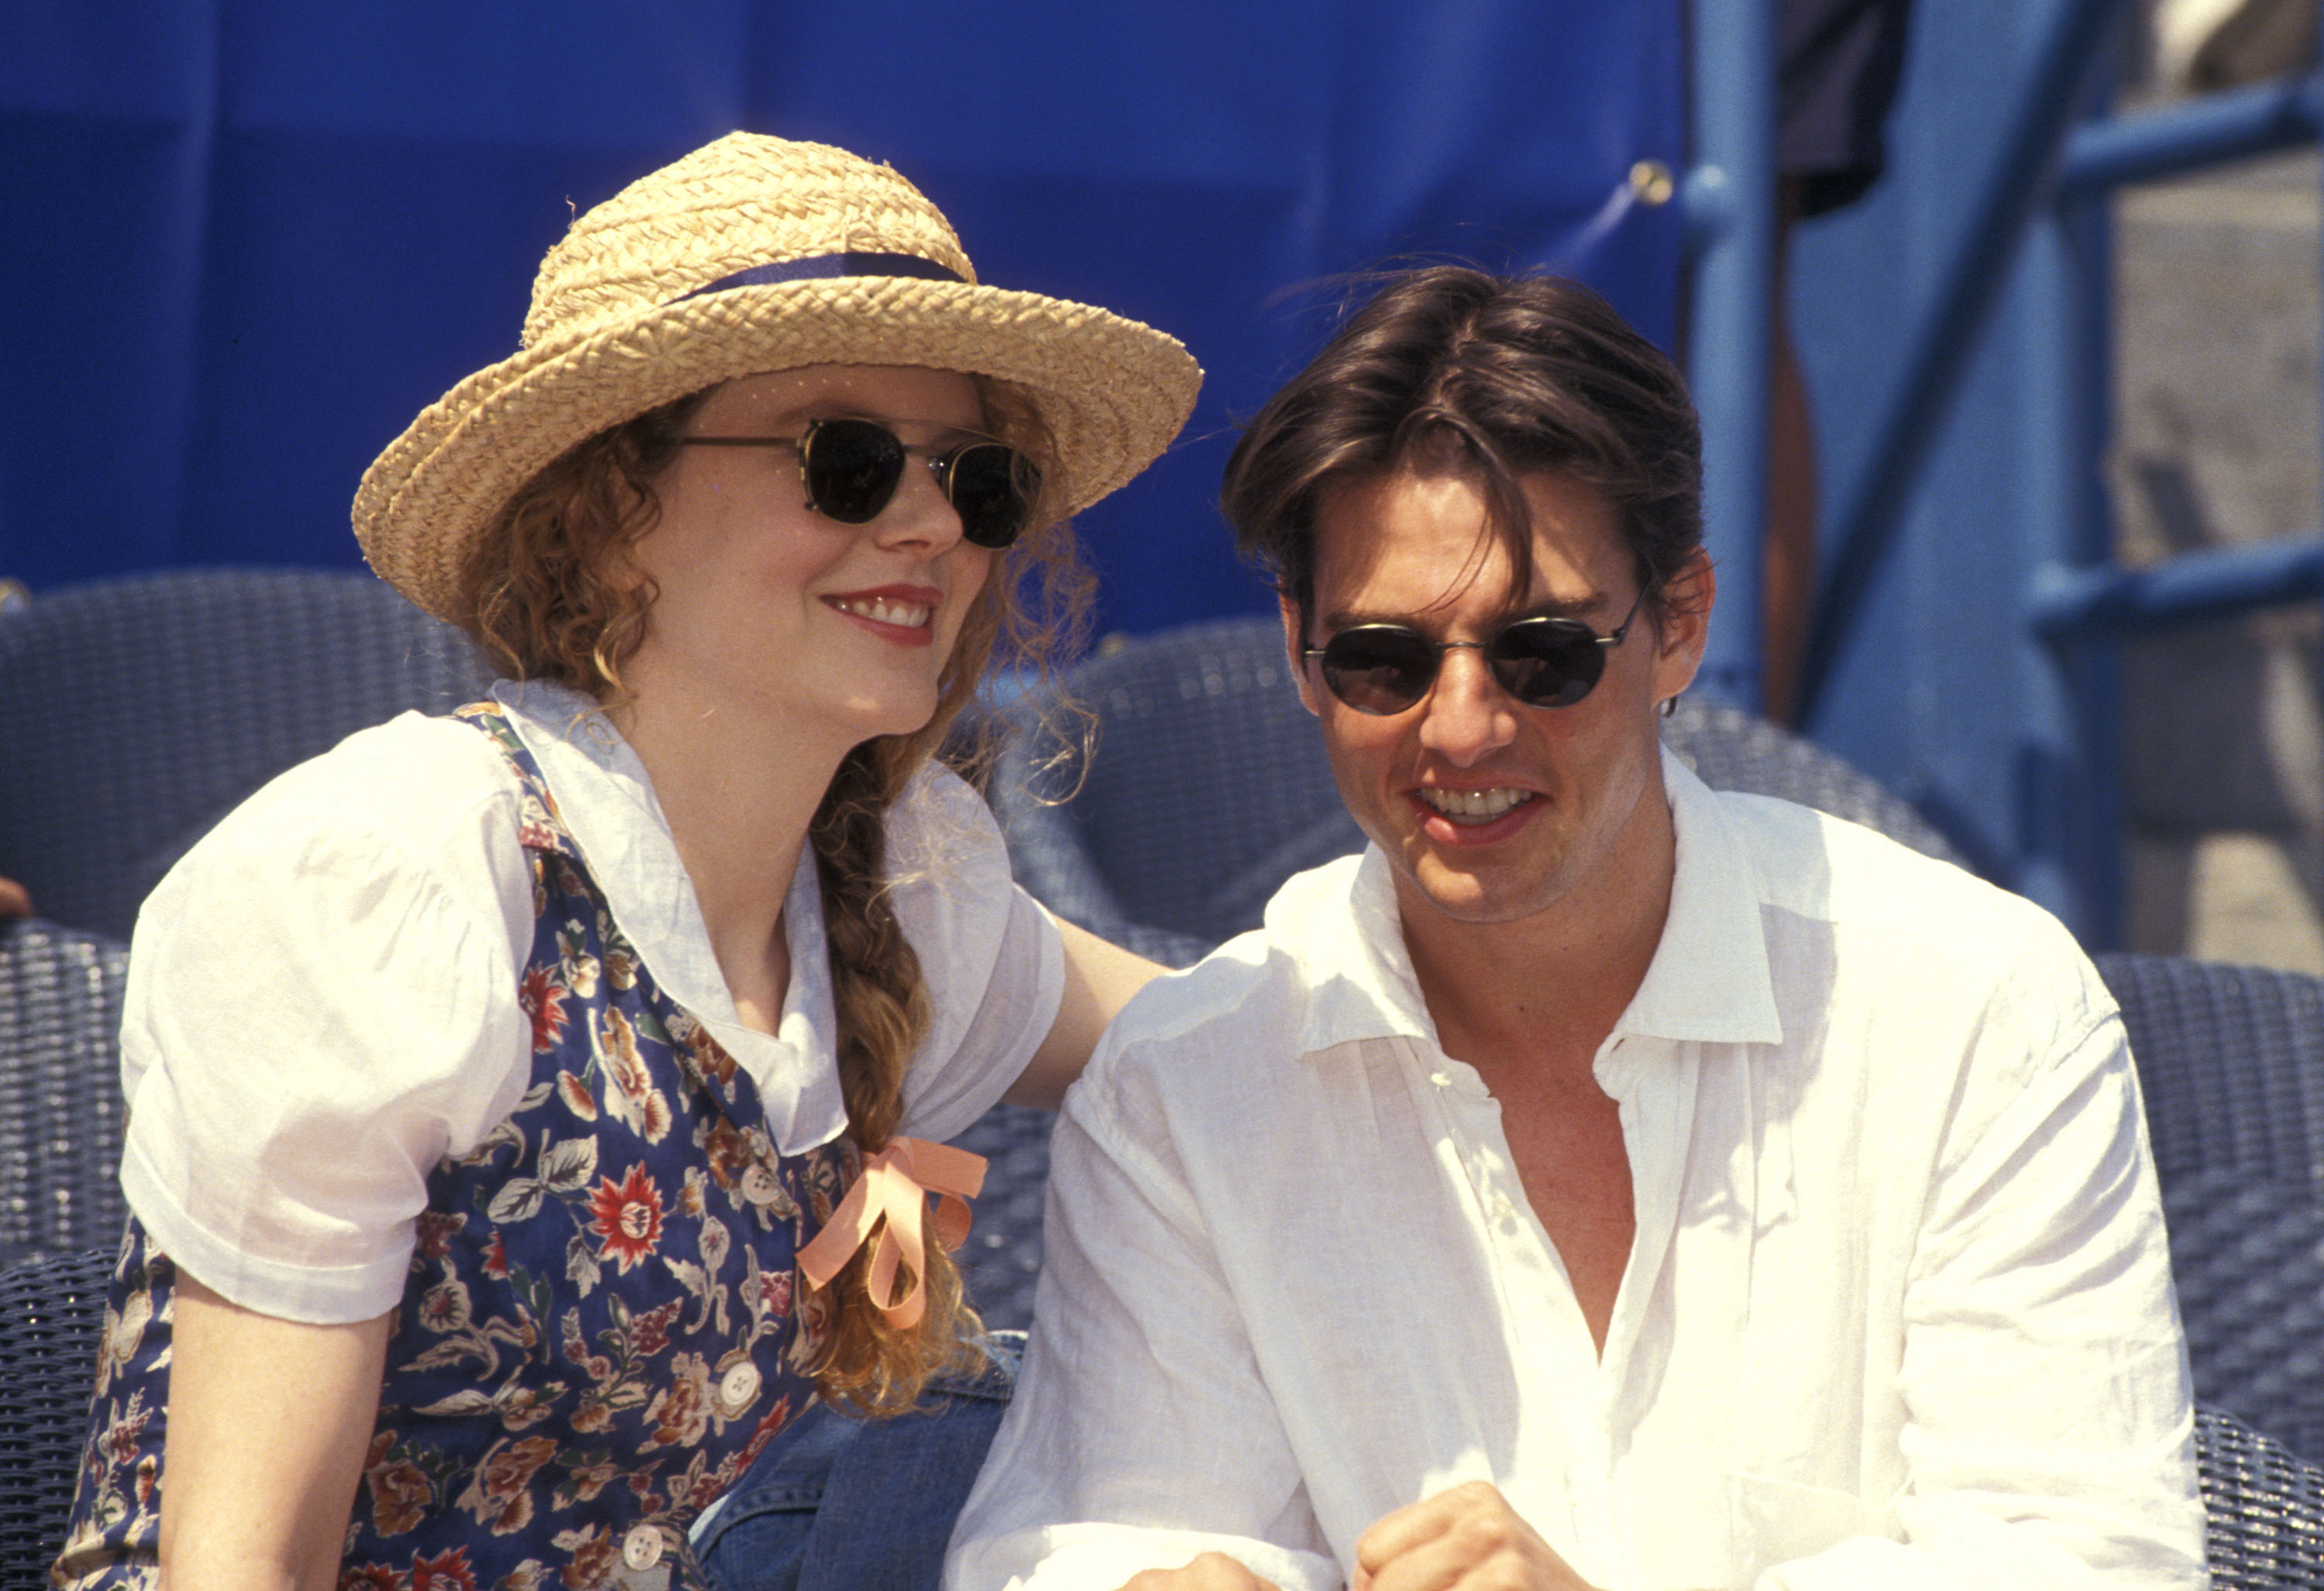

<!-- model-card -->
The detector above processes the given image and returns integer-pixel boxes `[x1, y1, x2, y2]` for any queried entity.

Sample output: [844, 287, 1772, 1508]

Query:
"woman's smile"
[825, 584, 945, 645]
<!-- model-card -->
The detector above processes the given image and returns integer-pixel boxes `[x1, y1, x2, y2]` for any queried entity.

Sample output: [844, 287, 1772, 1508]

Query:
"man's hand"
[1352, 1481, 1601, 1591]
[1116, 1551, 1284, 1591]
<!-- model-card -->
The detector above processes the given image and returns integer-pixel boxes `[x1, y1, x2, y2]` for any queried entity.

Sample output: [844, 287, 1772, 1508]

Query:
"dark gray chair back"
[2099, 951, 2324, 1463]
[0, 569, 493, 940]
[993, 617, 1348, 961]
[2199, 1403, 2324, 1589]
[1660, 696, 1965, 863]
[0, 919, 129, 1270]
[0, 1244, 115, 1582]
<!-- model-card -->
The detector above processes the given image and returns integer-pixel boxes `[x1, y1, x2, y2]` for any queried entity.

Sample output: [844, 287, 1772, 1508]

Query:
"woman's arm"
[1003, 919, 1164, 1110]
[159, 1273, 393, 1591]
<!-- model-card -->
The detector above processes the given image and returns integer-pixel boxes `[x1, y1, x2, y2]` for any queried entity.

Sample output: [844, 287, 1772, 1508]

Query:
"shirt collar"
[490, 679, 850, 1155]
[1272, 847, 1446, 1059]
[1616, 748, 1785, 1048]
[1273, 744, 1784, 1069]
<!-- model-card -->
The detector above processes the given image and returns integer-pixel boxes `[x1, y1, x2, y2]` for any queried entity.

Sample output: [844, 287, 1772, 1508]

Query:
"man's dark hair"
[1220, 267, 1704, 639]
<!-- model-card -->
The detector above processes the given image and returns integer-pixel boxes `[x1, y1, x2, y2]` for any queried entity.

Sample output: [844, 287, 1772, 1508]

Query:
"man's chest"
[1497, 1092, 1635, 1355]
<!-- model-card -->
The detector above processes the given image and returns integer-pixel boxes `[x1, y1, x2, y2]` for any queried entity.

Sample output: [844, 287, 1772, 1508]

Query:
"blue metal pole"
[2051, 177, 2124, 945]
[1796, 0, 2132, 729]
[1684, 0, 1779, 713]
[2060, 71, 2324, 195]
[2029, 536, 2324, 640]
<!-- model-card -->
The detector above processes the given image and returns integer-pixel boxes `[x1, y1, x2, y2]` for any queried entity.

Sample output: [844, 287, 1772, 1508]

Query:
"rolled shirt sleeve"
[117, 716, 535, 1325]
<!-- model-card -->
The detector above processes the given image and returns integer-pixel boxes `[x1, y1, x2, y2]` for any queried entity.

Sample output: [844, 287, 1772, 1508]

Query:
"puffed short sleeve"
[885, 764, 1064, 1143]
[116, 715, 536, 1325]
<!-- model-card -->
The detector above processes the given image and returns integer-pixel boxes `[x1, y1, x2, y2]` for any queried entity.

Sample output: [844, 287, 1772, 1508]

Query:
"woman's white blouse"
[117, 679, 1064, 1325]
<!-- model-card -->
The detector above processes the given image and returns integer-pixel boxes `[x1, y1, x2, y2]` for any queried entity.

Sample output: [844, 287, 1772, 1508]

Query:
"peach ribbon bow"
[795, 1136, 987, 1329]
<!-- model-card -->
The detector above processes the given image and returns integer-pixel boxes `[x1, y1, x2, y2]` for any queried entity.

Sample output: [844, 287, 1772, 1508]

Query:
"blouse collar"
[491, 679, 850, 1155]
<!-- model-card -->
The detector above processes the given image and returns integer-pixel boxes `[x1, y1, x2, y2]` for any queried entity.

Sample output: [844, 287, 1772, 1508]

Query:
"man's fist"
[1353, 1480, 1600, 1591]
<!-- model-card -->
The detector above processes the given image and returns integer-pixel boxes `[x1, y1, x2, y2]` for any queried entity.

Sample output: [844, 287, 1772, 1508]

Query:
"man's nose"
[1415, 648, 1518, 765]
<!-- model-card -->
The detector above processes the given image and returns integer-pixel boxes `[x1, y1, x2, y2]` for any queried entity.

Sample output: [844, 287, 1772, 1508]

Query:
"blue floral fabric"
[56, 703, 852, 1591]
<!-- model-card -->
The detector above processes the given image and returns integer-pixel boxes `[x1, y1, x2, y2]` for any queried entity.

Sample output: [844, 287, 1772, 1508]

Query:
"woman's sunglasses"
[1303, 590, 1646, 716]
[681, 416, 1040, 549]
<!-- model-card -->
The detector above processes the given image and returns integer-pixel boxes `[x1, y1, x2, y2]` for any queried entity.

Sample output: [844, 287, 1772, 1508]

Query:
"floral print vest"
[57, 703, 852, 1591]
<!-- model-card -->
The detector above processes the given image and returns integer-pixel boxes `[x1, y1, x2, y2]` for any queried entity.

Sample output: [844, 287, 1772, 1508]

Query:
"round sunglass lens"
[803, 419, 906, 524]
[1490, 620, 1602, 708]
[946, 443, 1035, 549]
[1321, 629, 1439, 715]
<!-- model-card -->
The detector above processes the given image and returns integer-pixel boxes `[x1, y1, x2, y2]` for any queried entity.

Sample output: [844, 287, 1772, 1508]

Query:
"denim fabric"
[698, 1332, 1020, 1591]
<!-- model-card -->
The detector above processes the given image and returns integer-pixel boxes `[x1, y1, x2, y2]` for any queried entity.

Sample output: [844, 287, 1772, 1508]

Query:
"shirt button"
[720, 1361, 762, 1409]
[1492, 1194, 1517, 1222]
[622, 1524, 664, 1572]
[1428, 1070, 1452, 1088]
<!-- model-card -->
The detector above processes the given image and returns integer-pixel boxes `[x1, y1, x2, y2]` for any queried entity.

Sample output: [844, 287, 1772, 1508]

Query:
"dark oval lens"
[1321, 628, 1438, 715]
[1490, 619, 1600, 707]
[804, 419, 906, 524]
[947, 443, 1033, 549]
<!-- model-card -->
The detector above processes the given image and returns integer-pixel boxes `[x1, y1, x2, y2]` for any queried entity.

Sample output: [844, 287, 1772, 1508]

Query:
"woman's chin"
[831, 688, 944, 745]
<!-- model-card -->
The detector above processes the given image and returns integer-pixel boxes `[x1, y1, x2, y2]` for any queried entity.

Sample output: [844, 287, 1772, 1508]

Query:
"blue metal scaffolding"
[1689, 0, 2324, 947]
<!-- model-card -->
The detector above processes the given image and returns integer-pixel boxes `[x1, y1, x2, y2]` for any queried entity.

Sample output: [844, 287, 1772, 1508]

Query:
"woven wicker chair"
[0, 919, 129, 1272]
[2199, 1403, 2324, 1589]
[2098, 951, 2324, 1464]
[990, 617, 1343, 959]
[0, 1243, 113, 1583]
[0, 569, 493, 940]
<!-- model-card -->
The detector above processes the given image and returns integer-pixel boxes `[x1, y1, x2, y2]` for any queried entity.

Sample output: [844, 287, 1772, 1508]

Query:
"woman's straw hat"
[354, 132, 1202, 620]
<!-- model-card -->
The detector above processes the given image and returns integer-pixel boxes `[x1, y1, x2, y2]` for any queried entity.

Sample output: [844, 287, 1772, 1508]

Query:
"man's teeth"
[837, 596, 932, 628]
[1421, 788, 1532, 823]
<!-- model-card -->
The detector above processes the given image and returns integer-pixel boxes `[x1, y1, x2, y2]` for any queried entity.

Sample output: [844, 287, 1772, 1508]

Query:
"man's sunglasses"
[1303, 589, 1646, 716]
[681, 416, 1040, 549]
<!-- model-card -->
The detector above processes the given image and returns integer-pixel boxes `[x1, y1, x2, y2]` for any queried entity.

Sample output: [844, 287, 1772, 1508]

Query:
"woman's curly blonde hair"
[452, 375, 1092, 1414]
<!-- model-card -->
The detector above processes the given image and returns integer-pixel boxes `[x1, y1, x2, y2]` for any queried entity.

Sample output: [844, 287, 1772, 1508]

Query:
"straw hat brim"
[354, 274, 1202, 621]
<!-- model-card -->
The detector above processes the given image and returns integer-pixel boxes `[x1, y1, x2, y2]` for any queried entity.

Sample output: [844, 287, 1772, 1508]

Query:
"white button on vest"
[721, 1361, 762, 1408]
[622, 1524, 664, 1571]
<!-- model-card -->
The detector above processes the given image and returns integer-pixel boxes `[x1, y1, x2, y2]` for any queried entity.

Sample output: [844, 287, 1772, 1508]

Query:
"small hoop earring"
[1659, 695, 1678, 719]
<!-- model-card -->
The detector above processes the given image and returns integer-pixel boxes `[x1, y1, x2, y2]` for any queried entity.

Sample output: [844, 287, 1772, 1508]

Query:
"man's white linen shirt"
[118, 679, 1063, 1325]
[947, 752, 2202, 1591]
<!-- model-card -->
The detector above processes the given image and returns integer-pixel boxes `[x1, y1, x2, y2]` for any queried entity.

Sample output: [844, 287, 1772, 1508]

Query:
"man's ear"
[1650, 548, 1716, 706]
[1281, 593, 1322, 717]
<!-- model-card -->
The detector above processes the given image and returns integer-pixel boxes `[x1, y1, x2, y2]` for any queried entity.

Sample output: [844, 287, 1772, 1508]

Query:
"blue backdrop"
[2, 0, 1685, 640]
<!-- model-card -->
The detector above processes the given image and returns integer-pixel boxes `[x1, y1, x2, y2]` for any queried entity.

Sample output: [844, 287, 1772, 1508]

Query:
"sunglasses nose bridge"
[1415, 642, 1522, 761]
[864, 459, 975, 553]
[1432, 640, 1504, 701]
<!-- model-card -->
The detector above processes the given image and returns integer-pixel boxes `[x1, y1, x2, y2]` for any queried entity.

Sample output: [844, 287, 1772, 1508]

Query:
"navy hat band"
[679, 253, 966, 301]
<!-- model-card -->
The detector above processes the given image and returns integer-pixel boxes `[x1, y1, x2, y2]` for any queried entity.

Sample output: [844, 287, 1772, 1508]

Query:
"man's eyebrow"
[1511, 592, 1612, 620]
[1316, 592, 1612, 633]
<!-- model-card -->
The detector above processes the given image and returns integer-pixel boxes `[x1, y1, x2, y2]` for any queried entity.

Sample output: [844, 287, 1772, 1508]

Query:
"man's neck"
[1398, 793, 1679, 1086]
